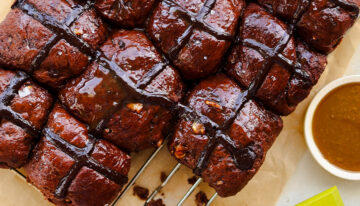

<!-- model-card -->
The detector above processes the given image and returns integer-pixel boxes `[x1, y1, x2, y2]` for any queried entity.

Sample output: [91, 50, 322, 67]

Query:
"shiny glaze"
[228, 4, 296, 116]
[3, 0, 254, 196]
[27, 0, 76, 22]
[0, 68, 52, 168]
[16, 0, 96, 56]
[169, 3, 325, 196]
[258, 0, 310, 22]
[147, 0, 244, 79]
[43, 127, 128, 198]
[60, 61, 127, 130]
[33, 39, 89, 88]
[226, 4, 327, 116]
[169, 75, 283, 196]
[94, 0, 157, 28]
[0, 8, 53, 72]
[104, 103, 172, 152]
[60, 30, 184, 152]
[100, 31, 166, 86]
[4, 2, 184, 202]
[9, 2, 133, 204]
[1, 0, 108, 88]
[0, 121, 32, 168]
[0, 71, 36, 136]
[94, 55, 259, 176]
[258, 0, 360, 54]
[296, 0, 359, 53]
[0, 0, 358, 200]
[25, 104, 130, 205]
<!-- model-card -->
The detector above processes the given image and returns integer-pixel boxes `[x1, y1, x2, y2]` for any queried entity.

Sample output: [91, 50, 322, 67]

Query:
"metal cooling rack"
[8, 0, 360, 206]
[12, 141, 218, 206]
[110, 141, 219, 206]
[7, 0, 223, 204]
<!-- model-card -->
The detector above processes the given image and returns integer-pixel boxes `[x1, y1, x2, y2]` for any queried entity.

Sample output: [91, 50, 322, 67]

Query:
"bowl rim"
[304, 75, 360, 180]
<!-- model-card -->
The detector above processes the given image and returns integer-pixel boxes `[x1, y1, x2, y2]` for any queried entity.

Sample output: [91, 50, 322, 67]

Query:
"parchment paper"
[0, 1, 359, 205]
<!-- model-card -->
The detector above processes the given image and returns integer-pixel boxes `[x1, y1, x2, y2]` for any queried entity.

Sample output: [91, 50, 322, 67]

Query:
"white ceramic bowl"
[304, 75, 360, 180]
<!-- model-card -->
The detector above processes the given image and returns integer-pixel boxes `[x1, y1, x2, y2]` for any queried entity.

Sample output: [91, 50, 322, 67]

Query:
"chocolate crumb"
[160, 172, 167, 182]
[147, 198, 165, 206]
[195, 191, 208, 206]
[187, 176, 197, 185]
[133, 185, 149, 200]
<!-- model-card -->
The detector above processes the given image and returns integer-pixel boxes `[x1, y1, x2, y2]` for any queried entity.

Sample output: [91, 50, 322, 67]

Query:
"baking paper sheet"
[0, 1, 359, 205]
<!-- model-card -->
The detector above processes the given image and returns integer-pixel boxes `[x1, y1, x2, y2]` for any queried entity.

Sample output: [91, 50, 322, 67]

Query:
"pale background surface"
[278, 43, 360, 206]
[0, 1, 359, 205]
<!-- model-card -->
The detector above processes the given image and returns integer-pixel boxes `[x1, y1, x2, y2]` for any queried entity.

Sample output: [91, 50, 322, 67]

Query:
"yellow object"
[296, 186, 344, 206]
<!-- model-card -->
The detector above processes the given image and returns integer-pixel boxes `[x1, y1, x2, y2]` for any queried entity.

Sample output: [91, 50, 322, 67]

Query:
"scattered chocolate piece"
[147, 198, 165, 206]
[187, 176, 197, 185]
[133, 185, 149, 200]
[160, 172, 167, 182]
[195, 191, 209, 206]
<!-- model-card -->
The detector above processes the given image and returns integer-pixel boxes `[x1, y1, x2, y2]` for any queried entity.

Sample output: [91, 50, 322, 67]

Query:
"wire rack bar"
[206, 192, 218, 206]
[177, 177, 203, 206]
[111, 143, 165, 206]
[11, 145, 218, 206]
[145, 163, 182, 205]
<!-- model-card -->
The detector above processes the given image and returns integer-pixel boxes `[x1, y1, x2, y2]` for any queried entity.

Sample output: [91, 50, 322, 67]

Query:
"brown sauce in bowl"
[313, 83, 360, 171]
